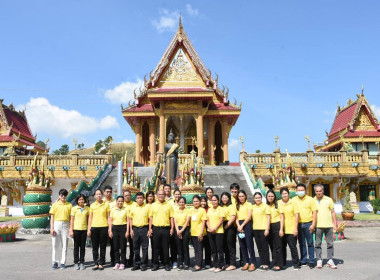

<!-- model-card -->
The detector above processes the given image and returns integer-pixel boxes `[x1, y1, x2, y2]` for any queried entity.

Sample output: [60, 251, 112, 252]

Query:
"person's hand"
[279, 229, 284, 238]
[50, 229, 56, 236]
[108, 230, 113, 239]
[333, 225, 337, 233]
[309, 225, 315, 233]
[69, 229, 74, 238]
[148, 229, 153, 238]
[264, 229, 269, 237]
[170, 228, 173, 236]
[293, 228, 298, 237]
[130, 230, 134, 239]
[87, 229, 91, 237]
[198, 234, 203, 242]
[177, 230, 182, 239]
[237, 226, 243, 232]
[126, 232, 130, 239]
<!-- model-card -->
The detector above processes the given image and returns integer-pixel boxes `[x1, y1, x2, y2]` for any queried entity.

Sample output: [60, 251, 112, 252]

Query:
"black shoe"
[165, 266, 171, 271]
[192, 267, 201, 272]
[141, 266, 148, 271]
[308, 263, 315, 269]
[151, 266, 159, 271]
[131, 266, 140, 271]
[293, 265, 300, 270]
[92, 266, 99, 271]
[183, 265, 189, 270]
[178, 264, 183, 270]
[98, 265, 104, 270]
[111, 261, 115, 267]
[127, 260, 134, 268]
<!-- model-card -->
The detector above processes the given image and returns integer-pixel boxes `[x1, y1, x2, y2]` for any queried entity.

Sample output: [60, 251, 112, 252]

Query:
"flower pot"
[341, 212, 354, 220]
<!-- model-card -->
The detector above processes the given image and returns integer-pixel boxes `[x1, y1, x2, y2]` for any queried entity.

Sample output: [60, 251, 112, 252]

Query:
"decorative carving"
[160, 49, 200, 82]
[354, 109, 374, 130]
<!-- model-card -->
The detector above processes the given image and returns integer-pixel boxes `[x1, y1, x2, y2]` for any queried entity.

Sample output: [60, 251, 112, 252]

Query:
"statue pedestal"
[351, 203, 360, 214]
[0, 207, 10, 217]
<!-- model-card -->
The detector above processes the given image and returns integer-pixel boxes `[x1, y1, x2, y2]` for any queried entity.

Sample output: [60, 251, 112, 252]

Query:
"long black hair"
[75, 194, 88, 206]
[220, 192, 232, 207]
[200, 196, 209, 211]
[266, 189, 278, 209]
[236, 190, 247, 210]
[145, 190, 155, 204]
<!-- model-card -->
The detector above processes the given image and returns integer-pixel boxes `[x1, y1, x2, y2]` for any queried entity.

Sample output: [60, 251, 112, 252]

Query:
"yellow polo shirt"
[90, 200, 110, 227]
[189, 207, 207, 236]
[50, 201, 72, 222]
[149, 201, 174, 227]
[110, 206, 128, 225]
[236, 201, 252, 221]
[252, 203, 270, 230]
[293, 195, 318, 223]
[231, 196, 237, 205]
[170, 200, 179, 212]
[174, 208, 189, 227]
[130, 203, 150, 227]
[269, 204, 280, 224]
[71, 205, 89, 230]
[123, 200, 136, 215]
[315, 196, 334, 228]
[279, 199, 299, 234]
[207, 206, 225, 234]
[223, 204, 237, 222]
[105, 198, 116, 210]
[207, 200, 213, 208]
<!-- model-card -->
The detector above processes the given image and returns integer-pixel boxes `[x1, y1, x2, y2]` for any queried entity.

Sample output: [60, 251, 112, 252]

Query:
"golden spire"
[178, 14, 183, 34]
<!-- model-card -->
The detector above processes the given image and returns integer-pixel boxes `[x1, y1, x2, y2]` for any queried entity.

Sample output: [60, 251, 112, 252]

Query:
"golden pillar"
[149, 119, 156, 165]
[135, 119, 141, 163]
[197, 112, 204, 158]
[159, 101, 165, 153]
[222, 120, 229, 163]
[208, 119, 215, 165]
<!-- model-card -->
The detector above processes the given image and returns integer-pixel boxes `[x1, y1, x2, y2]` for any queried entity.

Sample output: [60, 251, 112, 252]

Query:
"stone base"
[18, 228, 50, 235]
[0, 207, 10, 217]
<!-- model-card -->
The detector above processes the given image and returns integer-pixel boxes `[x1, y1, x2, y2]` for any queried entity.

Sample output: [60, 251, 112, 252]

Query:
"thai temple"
[0, 19, 379, 219]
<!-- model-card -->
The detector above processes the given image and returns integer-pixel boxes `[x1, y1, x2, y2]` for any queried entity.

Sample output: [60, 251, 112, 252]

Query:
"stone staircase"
[96, 165, 252, 201]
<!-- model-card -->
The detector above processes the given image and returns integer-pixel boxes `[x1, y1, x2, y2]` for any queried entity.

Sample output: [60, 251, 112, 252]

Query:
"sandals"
[272, 266, 281, 271]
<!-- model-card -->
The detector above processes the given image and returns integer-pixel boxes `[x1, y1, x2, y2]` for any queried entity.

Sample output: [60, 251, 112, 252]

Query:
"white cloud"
[19, 97, 119, 138]
[229, 138, 240, 148]
[122, 139, 134, 144]
[371, 105, 380, 119]
[152, 9, 180, 33]
[104, 78, 144, 104]
[186, 4, 198, 16]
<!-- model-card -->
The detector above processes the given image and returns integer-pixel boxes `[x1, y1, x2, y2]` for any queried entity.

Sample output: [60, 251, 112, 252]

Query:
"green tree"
[94, 136, 113, 155]
[52, 144, 70, 155]
[36, 140, 45, 149]
[77, 143, 85, 149]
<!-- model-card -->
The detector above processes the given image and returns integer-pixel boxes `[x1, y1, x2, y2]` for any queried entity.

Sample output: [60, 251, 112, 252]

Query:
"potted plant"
[341, 187, 354, 220]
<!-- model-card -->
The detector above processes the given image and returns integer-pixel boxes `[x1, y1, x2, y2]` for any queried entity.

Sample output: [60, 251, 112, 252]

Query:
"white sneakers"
[317, 259, 337, 269]
[317, 260, 323, 268]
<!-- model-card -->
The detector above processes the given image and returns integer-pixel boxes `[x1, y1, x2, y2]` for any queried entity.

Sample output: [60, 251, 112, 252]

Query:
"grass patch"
[0, 216, 24, 222]
[337, 213, 380, 220]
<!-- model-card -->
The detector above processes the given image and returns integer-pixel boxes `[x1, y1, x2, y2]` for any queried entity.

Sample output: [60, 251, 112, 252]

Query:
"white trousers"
[52, 221, 69, 264]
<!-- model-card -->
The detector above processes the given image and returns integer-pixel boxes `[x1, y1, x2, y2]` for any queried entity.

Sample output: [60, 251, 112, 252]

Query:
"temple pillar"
[135, 119, 141, 163]
[222, 119, 229, 163]
[197, 112, 204, 158]
[159, 101, 165, 153]
[208, 118, 215, 165]
[149, 119, 156, 165]
[179, 115, 185, 150]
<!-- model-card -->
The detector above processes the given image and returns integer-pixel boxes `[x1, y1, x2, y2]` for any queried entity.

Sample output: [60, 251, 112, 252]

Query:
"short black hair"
[193, 195, 201, 202]
[59, 189, 68, 196]
[253, 192, 262, 198]
[230, 183, 240, 190]
[178, 196, 187, 204]
[94, 189, 103, 195]
[104, 185, 112, 191]
[123, 190, 131, 195]
[75, 194, 87, 205]
[296, 183, 306, 190]
[163, 184, 171, 189]
[116, 195, 124, 201]
[280, 187, 289, 195]
[145, 191, 155, 203]
[220, 192, 232, 206]
[205, 187, 214, 194]
[136, 192, 144, 199]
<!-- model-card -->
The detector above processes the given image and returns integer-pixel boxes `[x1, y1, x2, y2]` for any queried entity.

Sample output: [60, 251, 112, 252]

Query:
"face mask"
[238, 232, 245, 239]
[297, 191, 305, 197]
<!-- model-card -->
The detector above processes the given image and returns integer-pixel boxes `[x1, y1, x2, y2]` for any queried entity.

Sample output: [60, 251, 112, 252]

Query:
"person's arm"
[331, 209, 337, 232]
[108, 216, 113, 238]
[174, 217, 181, 238]
[170, 217, 174, 236]
[182, 216, 191, 231]
[225, 214, 236, 230]
[198, 220, 206, 241]
[148, 217, 153, 237]
[50, 214, 55, 236]
[294, 213, 299, 237]
[206, 217, 213, 233]
[264, 214, 271, 237]
[69, 215, 74, 238]
[87, 212, 92, 237]
[241, 209, 252, 230]
[126, 215, 130, 238]
[310, 210, 317, 233]
[279, 213, 284, 237]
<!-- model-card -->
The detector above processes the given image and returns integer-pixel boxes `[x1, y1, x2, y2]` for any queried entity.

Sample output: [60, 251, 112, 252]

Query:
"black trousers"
[202, 234, 211, 266]
[73, 230, 87, 264]
[126, 235, 134, 264]
[191, 236, 203, 267]
[152, 226, 170, 267]
[170, 229, 178, 264]
[267, 222, 283, 267]
[132, 226, 149, 267]
[223, 223, 237, 266]
[208, 232, 224, 269]
[112, 225, 126, 264]
[253, 230, 270, 266]
[174, 226, 190, 266]
[282, 234, 300, 266]
[91, 227, 108, 265]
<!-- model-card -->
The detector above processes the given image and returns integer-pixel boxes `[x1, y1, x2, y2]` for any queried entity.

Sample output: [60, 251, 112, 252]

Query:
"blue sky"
[1, 0, 380, 161]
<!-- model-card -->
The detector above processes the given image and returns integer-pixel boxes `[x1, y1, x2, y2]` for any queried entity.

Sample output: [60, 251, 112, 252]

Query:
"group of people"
[49, 182, 338, 272]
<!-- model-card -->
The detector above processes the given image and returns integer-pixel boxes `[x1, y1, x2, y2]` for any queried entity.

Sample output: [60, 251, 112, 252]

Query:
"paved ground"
[1, 227, 379, 280]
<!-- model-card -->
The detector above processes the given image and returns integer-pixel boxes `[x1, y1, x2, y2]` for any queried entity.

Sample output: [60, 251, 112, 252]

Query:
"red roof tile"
[345, 130, 380, 137]
[18, 138, 45, 151]
[123, 104, 154, 113]
[0, 135, 13, 142]
[208, 103, 239, 111]
[329, 103, 357, 137]
[151, 87, 212, 93]
[3, 107, 35, 140]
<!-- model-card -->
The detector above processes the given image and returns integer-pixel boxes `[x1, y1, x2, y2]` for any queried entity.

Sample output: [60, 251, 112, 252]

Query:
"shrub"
[370, 198, 380, 214]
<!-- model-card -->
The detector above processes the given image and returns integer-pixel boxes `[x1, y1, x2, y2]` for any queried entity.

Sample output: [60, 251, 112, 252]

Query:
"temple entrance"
[142, 121, 150, 166]
[215, 121, 223, 165]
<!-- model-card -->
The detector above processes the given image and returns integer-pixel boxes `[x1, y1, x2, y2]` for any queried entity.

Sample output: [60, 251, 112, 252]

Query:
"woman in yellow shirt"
[265, 189, 283, 271]
[87, 189, 110, 270]
[236, 190, 255, 272]
[69, 194, 89, 270]
[220, 192, 237, 271]
[278, 187, 300, 270]
[190, 195, 207, 272]
[173, 196, 191, 270]
[206, 195, 225, 273]
[200, 196, 211, 269]
[108, 195, 129, 270]
[145, 190, 155, 267]
[252, 192, 271, 271]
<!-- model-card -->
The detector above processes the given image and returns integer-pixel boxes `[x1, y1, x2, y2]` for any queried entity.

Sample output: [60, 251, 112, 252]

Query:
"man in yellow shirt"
[129, 192, 150, 271]
[293, 183, 318, 268]
[49, 189, 72, 269]
[148, 189, 174, 271]
[229, 183, 240, 205]
[163, 184, 177, 269]
[314, 184, 338, 269]
[104, 186, 116, 266]
[123, 190, 136, 267]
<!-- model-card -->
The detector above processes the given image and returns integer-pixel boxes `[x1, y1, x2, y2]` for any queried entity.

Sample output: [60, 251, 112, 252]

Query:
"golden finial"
[360, 134, 365, 150]
[275, 136, 279, 150]
[239, 136, 244, 151]
[305, 135, 311, 150]
[362, 84, 364, 95]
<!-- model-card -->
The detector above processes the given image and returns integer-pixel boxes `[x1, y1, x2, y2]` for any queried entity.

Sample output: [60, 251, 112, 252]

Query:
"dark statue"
[164, 129, 179, 188]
